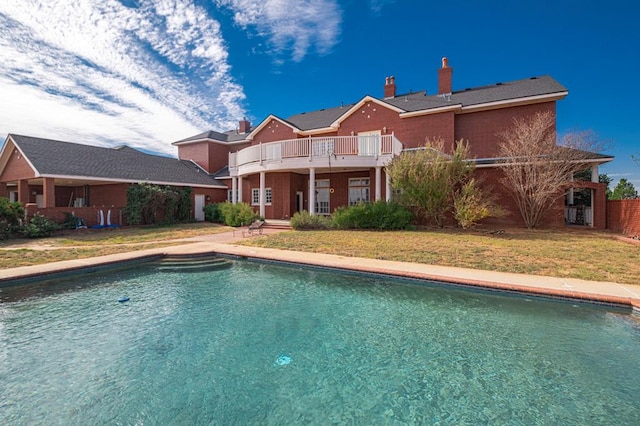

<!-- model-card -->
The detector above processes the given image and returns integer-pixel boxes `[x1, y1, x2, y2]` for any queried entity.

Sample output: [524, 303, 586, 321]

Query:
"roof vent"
[530, 76, 538, 80]
[496, 82, 503, 86]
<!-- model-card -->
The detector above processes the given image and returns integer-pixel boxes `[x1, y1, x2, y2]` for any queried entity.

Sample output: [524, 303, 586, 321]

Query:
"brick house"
[174, 58, 613, 228]
[0, 58, 614, 228]
[0, 135, 227, 226]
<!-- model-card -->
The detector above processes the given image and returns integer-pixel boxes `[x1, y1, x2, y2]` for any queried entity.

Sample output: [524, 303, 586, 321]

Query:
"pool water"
[1, 260, 639, 424]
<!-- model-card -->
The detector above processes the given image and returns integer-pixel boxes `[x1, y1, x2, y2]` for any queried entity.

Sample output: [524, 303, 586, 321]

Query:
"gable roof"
[5, 134, 226, 188]
[176, 74, 567, 143]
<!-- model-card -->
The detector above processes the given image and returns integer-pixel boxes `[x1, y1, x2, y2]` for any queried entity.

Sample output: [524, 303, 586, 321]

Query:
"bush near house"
[290, 210, 332, 230]
[217, 202, 258, 227]
[0, 198, 25, 239]
[124, 183, 192, 225]
[332, 201, 414, 230]
[204, 203, 224, 223]
[21, 212, 59, 238]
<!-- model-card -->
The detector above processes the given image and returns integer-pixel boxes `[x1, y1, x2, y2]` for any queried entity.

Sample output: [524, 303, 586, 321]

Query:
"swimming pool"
[1, 259, 639, 424]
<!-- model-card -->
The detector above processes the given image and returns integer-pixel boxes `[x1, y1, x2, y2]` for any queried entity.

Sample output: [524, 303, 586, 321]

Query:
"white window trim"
[251, 188, 272, 206]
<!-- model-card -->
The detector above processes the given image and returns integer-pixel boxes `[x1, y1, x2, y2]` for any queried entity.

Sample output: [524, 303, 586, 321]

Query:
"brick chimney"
[239, 118, 250, 134]
[438, 57, 453, 95]
[384, 75, 396, 98]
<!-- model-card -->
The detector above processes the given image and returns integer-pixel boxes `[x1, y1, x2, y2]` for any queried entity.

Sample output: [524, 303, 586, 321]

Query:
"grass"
[0, 223, 231, 268]
[239, 228, 640, 285]
[1, 223, 639, 285]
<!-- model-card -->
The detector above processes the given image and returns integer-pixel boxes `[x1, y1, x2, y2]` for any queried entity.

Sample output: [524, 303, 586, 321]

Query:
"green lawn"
[239, 228, 640, 285]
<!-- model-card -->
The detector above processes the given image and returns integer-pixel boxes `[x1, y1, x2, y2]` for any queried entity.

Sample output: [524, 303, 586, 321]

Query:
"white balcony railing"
[229, 134, 401, 169]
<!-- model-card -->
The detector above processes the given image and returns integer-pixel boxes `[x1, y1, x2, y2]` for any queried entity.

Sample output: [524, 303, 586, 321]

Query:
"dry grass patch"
[241, 228, 640, 285]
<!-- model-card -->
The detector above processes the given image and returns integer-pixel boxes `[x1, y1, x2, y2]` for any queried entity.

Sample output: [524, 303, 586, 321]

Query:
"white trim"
[0, 136, 40, 176]
[459, 92, 568, 113]
[399, 104, 461, 118]
[36, 174, 227, 188]
[251, 187, 272, 206]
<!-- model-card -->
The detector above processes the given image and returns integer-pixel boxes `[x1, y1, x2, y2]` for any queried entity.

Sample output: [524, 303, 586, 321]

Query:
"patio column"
[309, 167, 316, 215]
[18, 179, 30, 204]
[42, 177, 55, 208]
[259, 171, 266, 218]
[0, 182, 6, 198]
[385, 169, 392, 202]
[231, 177, 238, 204]
[375, 166, 382, 201]
[591, 164, 599, 183]
[237, 176, 243, 203]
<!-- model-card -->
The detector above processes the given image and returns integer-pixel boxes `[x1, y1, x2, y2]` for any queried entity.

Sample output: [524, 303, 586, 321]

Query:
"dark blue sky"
[1, 0, 637, 187]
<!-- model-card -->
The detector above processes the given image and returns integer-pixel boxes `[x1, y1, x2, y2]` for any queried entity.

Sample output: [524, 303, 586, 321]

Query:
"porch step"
[158, 255, 233, 273]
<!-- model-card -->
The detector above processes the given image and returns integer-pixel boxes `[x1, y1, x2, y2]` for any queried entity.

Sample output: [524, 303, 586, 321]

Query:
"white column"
[231, 177, 238, 204]
[309, 168, 316, 215]
[375, 166, 382, 201]
[259, 171, 266, 218]
[237, 176, 243, 203]
[385, 169, 392, 202]
[591, 164, 599, 183]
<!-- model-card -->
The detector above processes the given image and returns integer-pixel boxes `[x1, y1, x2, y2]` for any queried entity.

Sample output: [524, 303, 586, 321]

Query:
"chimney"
[239, 117, 250, 134]
[384, 75, 396, 98]
[438, 57, 453, 95]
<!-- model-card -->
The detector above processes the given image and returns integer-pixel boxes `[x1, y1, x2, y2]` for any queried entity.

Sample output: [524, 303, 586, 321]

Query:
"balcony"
[229, 134, 402, 176]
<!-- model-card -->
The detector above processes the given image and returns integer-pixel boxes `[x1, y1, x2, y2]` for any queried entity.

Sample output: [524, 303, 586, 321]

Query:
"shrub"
[0, 198, 24, 239]
[124, 183, 192, 225]
[290, 210, 332, 230]
[453, 179, 506, 229]
[204, 203, 224, 223]
[21, 212, 59, 238]
[332, 201, 414, 230]
[217, 202, 257, 227]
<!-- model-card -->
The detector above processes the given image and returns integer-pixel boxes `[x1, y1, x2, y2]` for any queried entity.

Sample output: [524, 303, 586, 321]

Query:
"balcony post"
[231, 177, 238, 204]
[375, 166, 382, 201]
[308, 136, 312, 160]
[259, 171, 266, 218]
[237, 176, 243, 203]
[309, 167, 316, 215]
[385, 169, 392, 202]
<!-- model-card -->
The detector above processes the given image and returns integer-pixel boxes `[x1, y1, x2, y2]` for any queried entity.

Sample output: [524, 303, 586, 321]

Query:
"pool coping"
[1, 237, 639, 313]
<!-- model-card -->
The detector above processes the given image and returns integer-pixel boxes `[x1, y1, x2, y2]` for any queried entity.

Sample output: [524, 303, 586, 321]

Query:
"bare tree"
[497, 111, 604, 228]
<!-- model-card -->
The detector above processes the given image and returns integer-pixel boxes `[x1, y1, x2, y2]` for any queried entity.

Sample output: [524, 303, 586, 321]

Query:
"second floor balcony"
[229, 134, 403, 176]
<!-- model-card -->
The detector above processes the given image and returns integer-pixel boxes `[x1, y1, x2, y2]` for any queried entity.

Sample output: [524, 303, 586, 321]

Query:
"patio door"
[194, 194, 205, 221]
[315, 180, 330, 215]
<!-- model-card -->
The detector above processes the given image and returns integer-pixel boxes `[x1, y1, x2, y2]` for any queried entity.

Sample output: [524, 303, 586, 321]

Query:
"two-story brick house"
[174, 58, 612, 228]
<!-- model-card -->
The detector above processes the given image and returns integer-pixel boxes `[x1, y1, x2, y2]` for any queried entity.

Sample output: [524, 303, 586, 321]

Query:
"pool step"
[158, 256, 233, 273]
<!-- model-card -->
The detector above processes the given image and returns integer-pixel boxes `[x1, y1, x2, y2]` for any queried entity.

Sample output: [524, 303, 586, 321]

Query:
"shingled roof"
[7, 134, 226, 187]
[176, 74, 567, 143]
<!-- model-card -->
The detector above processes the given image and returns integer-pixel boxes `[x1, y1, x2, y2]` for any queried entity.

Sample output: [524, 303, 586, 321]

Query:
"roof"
[176, 74, 567, 143]
[6, 134, 226, 187]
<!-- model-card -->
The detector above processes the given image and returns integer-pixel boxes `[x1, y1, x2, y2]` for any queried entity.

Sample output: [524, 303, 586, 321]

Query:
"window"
[312, 139, 335, 157]
[349, 178, 370, 205]
[251, 188, 272, 205]
[227, 189, 239, 202]
[358, 132, 380, 156]
[315, 179, 330, 214]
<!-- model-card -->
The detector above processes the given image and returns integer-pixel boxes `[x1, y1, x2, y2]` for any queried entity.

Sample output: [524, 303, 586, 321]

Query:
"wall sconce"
[350, 131, 355, 136]
[383, 126, 387, 134]
[206, 195, 211, 201]
[31, 190, 37, 195]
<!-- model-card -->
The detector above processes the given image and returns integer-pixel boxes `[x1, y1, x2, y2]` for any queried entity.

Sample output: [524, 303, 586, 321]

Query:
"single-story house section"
[174, 58, 614, 228]
[0, 134, 228, 226]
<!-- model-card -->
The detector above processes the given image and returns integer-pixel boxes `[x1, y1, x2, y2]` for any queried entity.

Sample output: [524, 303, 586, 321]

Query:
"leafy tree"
[610, 178, 638, 200]
[386, 138, 474, 227]
[498, 111, 605, 228]
[124, 183, 193, 225]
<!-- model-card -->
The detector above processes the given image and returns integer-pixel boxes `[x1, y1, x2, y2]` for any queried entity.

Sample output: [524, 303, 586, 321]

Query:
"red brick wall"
[0, 149, 35, 182]
[178, 142, 231, 174]
[608, 199, 640, 236]
[89, 184, 128, 207]
[454, 102, 556, 158]
[252, 119, 298, 144]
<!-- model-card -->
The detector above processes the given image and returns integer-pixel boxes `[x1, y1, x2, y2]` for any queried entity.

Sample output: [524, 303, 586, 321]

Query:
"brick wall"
[608, 199, 640, 236]
[252, 119, 298, 144]
[454, 102, 556, 158]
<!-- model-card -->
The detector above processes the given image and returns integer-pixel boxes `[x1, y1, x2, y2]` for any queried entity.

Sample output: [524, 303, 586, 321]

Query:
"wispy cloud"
[216, 0, 342, 61]
[0, 0, 245, 155]
[368, 0, 396, 15]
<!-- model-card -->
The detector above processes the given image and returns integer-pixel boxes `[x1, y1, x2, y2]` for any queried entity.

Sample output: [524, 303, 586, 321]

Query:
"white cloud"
[216, 0, 342, 61]
[0, 0, 245, 155]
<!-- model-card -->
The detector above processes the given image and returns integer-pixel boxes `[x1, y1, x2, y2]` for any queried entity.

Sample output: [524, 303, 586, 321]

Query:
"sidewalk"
[1, 229, 639, 311]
